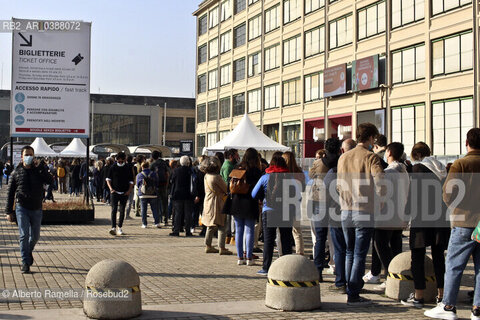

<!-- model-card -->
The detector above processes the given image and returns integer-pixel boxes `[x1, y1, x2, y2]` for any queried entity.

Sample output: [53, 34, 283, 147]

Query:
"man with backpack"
[150, 151, 170, 225]
[57, 161, 67, 194]
[136, 161, 160, 228]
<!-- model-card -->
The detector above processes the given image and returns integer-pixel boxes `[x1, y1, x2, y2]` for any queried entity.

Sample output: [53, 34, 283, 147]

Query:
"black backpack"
[152, 160, 168, 185]
[140, 172, 157, 196]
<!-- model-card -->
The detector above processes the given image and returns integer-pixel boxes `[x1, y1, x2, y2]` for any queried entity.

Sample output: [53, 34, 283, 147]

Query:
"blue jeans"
[314, 227, 328, 272]
[341, 210, 374, 298]
[443, 227, 480, 307]
[141, 198, 160, 226]
[330, 226, 347, 287]
[16, 205, 43, 266]
[234, 217, 255, 259]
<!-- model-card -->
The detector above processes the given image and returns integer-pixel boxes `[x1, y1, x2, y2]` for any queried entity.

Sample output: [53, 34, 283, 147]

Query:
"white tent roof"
[60, 138, 97, 158]
[30, 138, 58, 157]
[204, 114, 290, 153]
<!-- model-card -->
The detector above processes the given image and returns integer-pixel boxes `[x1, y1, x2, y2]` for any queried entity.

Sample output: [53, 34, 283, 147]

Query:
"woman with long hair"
[231, 148, 262, 266]
[282, 151, 306, 255]
[252, 155, 293, 275]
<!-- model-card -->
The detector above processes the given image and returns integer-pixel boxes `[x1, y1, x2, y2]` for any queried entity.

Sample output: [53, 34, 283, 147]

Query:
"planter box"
[42, 208, 95, 224]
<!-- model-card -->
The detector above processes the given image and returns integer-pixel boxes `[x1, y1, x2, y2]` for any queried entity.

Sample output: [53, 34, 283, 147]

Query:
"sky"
[0, 0, 199, 98]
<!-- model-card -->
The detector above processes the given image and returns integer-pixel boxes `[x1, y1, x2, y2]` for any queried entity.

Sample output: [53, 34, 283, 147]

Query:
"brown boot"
[230, 238, 236, 245]
[219, 248, 233, 255]
[205, 246, 219, 253]
[225, 236, 231, 245]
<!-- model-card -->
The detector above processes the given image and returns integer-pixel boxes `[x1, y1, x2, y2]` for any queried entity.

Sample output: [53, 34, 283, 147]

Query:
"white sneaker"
[246, 259, 255, 266]
[327, 264, 335, 275]
[375, 282, 386, 291]
[109, 228, 116, 235]
[237, 259, 246, 265]
[424, 303, 458, 320]
[141, 224, 147, 229]
[362, 271, 381, 284]
[116, 228, 124, 236]
[154, 224, 161, 228]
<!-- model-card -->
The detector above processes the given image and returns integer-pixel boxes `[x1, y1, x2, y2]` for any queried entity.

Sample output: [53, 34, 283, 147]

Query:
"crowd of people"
[3, 122, 480, 319]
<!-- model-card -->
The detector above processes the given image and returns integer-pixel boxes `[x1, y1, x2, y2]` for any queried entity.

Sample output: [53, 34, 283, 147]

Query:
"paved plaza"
[0, 187, 477, 319]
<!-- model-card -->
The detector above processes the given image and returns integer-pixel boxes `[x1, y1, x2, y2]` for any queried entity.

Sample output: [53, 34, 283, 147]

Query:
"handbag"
[229, 169, 249, 194]
[471, 220, 480, 243]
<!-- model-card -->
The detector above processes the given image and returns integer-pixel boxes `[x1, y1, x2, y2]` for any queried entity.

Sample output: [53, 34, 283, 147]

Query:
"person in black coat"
[230, 148, 262, 265]
[5, 146, 53, 273]
[169, 156, 195, 237]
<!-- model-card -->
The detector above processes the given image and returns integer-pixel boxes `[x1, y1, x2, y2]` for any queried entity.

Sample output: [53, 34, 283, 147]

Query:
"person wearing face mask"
[106, 152, 135, 236]
[336, 123, 385, 305]
[5, 146, 53, 273]
[220, 148, 239, 245]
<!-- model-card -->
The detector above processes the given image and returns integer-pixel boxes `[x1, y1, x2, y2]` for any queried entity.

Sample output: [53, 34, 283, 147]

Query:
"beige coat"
[202, 173, 228, 227]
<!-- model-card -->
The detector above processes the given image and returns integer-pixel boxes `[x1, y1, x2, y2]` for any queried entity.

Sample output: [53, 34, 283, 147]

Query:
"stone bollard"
[265, 255, 321, 311]
[83, 260, 141, 319]
[385, 252, 437, 302]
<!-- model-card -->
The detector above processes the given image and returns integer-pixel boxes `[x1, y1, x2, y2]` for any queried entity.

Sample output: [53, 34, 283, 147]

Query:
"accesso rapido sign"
[10, 18, 91, 138]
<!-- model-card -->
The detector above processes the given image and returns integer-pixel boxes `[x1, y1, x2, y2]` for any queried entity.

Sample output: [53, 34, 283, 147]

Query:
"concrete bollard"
[265, 255, 321, 311]
[385, 252, 437, 302]
[83, 259, 141, 319]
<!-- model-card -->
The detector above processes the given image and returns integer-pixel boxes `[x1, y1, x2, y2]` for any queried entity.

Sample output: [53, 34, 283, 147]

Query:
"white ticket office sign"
[10, 18, 91, 138]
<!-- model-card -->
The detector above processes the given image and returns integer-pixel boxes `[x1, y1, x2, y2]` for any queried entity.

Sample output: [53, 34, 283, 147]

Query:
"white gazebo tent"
[204, 114, 290, 154]
[30, 138, 58, 157]
[60, 138, 97, 158]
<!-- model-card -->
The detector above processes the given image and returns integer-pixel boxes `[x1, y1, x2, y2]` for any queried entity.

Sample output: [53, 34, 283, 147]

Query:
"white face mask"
[117, 162, 125, 167]
[23, 155, 34, 165]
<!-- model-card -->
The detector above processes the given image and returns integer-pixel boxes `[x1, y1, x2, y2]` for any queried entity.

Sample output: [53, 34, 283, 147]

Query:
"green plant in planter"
[42, 200, 92, 211]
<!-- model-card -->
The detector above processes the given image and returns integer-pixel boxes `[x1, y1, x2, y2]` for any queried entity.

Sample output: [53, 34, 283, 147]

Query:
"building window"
[186, 118, 195, 133]
[92, 114, 150, 145]
[358, 109, 386, 135]
[392, 43, 425, 84]
[249, 0, 259, 5]
[197, 134, 205, 156]
[233, 93, 245, 116]
[220, 97, 231, 118]
[432, 97, 473, 156]
[233, 58, 245, 82]
[221, 0, 232, 21]
[433, 0, 471, 16]
[392, 104, 425, 155]
[220, 31, 231, 53]
[208, 69, 218, 90]
[234, 0, 246, 14]
[265, 4, 280, 33]
[209, 38, 218, 59]
[209, 6, 219, 29]
[207, 132, 217, 146]
[305, 25, 325, 58]
[305, 0, 325, 14]
[198, 44, 207, 64]
[208, 101, 218, 121]
[432, 30, 473, 77]
[305, 71, 323, 102]
[197, 104, 206, 123]
[283, 121, 301, 156]
[248, 51, 261, 77]
[283, 77, 301, 106]
[265, 44, 280, 71]
[219, 130, 230, 140]
[220, 64, 231, 86]
[264, 83, 280, 110]
[199, 14, 208, 36]
[392, 0, 424, 29]
[358, 0, 386, 41]
[283, 34, 301, 65]
[264, 123, 279, 141]
[234, 23, 246, 48]
[329, 14, 353, 50]
[284, 0, 301, 24]
[166, 117, 184, 132]
[248, 88, 261, 113]
[248, 14, 262, 41]
[197, 74, 206, 94]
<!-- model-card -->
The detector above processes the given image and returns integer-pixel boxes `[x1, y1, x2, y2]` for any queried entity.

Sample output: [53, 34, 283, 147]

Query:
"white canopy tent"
[60, 138, 97, 158]
[204, 114, 290, 154]
[30, 138, 58, 157]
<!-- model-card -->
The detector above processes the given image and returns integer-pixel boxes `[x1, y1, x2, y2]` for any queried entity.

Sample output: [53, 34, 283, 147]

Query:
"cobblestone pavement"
[0, 186, 477, 319]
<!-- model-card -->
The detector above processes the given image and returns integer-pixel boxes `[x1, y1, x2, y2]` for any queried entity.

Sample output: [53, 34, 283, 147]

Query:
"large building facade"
[193, 0, 479, 159]
[0, 90, 196, 154]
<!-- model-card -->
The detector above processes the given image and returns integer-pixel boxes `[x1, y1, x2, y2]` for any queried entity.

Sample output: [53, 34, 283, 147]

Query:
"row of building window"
[164, 117, 196, 133]
[198, 29, 472, 94]
[198, 96, 473, 157]
[198, 0, 472, 46]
